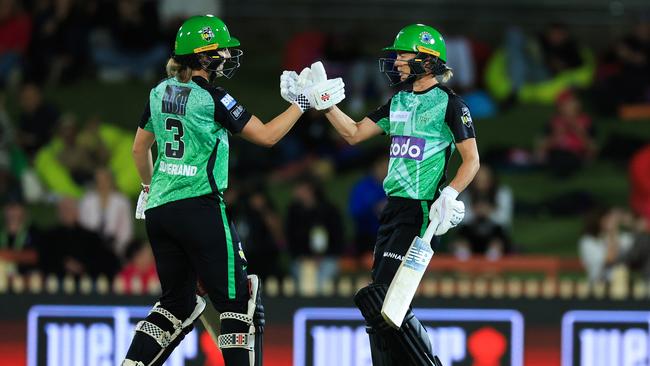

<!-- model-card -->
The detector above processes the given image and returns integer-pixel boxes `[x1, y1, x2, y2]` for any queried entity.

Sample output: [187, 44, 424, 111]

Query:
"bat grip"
[422, 219, 438, 244]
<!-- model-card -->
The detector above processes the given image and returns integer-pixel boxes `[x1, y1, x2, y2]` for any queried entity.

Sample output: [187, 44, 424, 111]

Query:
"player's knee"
[353, 284, 392, 332]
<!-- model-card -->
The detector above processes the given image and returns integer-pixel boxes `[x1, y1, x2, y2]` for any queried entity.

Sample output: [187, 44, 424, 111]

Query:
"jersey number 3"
[165, 118, 185, 159]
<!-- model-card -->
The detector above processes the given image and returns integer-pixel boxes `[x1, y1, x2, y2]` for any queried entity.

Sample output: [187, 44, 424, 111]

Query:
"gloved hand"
[280, 70, 300, 103]
[429, 186, 465, 235]
[280, 61, 346, 112]
[135, 184, 149, 220]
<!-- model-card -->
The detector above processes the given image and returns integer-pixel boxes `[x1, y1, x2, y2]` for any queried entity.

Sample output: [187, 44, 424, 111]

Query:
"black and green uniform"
[139, 75, 252, 315]
[366, 84, 475, 285]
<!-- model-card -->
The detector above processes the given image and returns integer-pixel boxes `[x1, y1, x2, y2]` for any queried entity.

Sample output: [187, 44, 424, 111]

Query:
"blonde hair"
[166, 57, 192, 82]
[435, 67, 454, 84]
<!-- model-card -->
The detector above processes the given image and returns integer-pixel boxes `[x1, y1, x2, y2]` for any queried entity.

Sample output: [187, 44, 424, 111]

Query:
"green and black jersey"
[139, 76, 252, 210]
[367, 84, 476, 201]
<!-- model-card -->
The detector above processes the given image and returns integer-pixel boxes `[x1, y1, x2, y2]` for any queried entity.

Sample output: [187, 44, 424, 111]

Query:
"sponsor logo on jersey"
[200, 27, 214, 42]
[220, 94, 236, 110]
[390, 110, 411, 122]
[461, 106, 473, 127]
[390, 136, 425, 161]
[159, 161, 198, 177]
[230, 104, 244, 119]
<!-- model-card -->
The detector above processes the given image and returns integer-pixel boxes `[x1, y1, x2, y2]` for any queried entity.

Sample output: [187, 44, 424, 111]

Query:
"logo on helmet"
[200, 27, 215, 42]
[419, 32, 435, 45]
[321, 93, 330, 102]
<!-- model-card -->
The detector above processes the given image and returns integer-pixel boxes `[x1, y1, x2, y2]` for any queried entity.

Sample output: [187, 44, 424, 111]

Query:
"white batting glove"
[307, 78, 346, 110]
[429, 186, 465, 235]
[282, 62, 346, 112]
[280, 70, 300, 103]
[135, 184, 149, 220]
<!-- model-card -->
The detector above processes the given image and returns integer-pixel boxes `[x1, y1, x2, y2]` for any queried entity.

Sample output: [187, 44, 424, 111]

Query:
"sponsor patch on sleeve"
[461, 106, 473, 127]
[230, 104, 245, 120]
[220, 94, 237, 110]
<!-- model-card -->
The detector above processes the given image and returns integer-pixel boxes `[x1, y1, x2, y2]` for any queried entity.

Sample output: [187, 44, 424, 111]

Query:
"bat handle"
[422, 219, 439, 244]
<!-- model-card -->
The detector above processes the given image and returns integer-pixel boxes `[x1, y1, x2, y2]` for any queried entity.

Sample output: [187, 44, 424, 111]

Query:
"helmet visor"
[199, 48, 243, 79]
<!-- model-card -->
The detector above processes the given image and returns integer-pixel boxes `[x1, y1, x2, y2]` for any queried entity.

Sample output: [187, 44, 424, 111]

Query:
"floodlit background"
[1, 0, 650, 365]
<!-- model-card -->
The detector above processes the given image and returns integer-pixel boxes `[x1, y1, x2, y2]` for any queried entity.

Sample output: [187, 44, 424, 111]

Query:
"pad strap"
[135, 320, 173, 348]
[150, 305, 182, 329]
[221, 311, 253, 324]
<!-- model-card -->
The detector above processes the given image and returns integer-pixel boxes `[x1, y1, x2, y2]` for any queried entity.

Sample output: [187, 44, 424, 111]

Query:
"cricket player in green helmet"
[286, 24, 480, 365]
[122, 15, 345, 366]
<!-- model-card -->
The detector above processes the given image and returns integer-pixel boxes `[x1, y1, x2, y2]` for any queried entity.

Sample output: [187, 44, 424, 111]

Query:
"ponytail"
[166, 57, 192, 82]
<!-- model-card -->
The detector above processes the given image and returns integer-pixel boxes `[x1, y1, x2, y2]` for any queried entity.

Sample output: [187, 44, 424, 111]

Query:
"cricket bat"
[381, 218, 439, 329]
[199, 295, 221, 344]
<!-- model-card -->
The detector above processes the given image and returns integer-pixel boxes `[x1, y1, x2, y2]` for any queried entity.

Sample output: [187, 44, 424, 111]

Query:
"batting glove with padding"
[429, 186, 465, 235]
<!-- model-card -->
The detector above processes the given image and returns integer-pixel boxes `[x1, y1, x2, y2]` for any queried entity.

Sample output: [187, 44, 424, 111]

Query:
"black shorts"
[372, 196, 439, 285]
[145, 194, 248, 319]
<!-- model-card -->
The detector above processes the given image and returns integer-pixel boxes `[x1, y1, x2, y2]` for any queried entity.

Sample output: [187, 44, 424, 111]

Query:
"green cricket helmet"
[383, 24, 447, 62]
[379, 24, 448, 86]
[174, 15, 242, 79]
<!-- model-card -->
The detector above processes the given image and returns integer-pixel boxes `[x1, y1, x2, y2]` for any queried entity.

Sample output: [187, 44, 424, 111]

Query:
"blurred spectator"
[16, 82, 60, 159]
[79, 167, 133, 259]
[117, 239, 158, 294]
[227, 181, 286, 280]
[322, 30, 390, 115]
[24, 0, 89, 85]
[286, 175, 344, 290]
[539, 23, 584, 75]
[348, 155, 387, 256]
[499, 24, 593, 105]
[0, 195, 40, 274]
[459, 165, 513, 228]
[451, 197, 512, 261]
[618, 213, 650, 281]
[594, 21, 650, 114]
[536, 89, 596, 177]
[579, 207, 635, 282]
[0, 0, 31, 88]
[630, 144, 650, 227]
[273, 109, 341, 175]
[39, 197, 120, 278]
[282, 30, 327, 73]
[0, 166, 18, 204]
[90, 0, 167, 81]
[57, 114, 99, 185]
[445, 35, 477, 92]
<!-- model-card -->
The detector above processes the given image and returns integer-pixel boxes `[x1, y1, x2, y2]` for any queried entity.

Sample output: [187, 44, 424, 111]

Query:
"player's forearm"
[133, 148, 153, 185]
[448, 154, 480, 193]
[324, 106, 360, 144]
[262, 104, 303, 147]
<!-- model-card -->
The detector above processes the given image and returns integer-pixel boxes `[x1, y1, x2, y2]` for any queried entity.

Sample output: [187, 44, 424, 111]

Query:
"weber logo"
[562, 310, 650, 366]
[390, 136, 425, 161]
[28, 305, 199, 366]
[294, 308, 524, 366]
